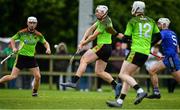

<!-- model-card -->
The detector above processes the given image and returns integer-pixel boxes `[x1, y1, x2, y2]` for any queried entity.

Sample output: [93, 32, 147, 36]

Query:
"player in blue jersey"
[147, 18, 180, 99]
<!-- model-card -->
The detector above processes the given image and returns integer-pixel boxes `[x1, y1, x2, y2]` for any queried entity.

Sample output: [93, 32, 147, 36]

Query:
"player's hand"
[46, 48, 51, 54]
[78, 43, 83, 50]
[12, 48, 18, 53]
[160, 55, 165, 59]
[116, 33, 124, 39]
[78, 41, 85, 50]
[157, 56, 165, 60]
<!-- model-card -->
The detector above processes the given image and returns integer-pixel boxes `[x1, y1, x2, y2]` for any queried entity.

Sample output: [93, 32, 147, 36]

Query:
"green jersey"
[12, 28, 46, 56]
[124, 16, 160, 55]
[95, 16, 113, 44]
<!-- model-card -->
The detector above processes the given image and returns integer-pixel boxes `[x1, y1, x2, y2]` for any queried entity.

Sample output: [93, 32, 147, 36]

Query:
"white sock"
[117, 98, 123, 104]
[137, 88, 144, 94]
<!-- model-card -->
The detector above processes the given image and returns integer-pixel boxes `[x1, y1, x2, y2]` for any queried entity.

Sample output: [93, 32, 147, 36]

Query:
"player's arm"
[106, 24, 131, 43]
[80, 22, 97, 43]
[177, 36, 180, 53]
[10, 39, 17, 53]
[10, 33, 20, 53]
[151, 33, 161, 46]
[80, 30, 100, 46]
[177, 45, 180, 53]
[43, 41, 51, 54]
[151, 22, 162, 46]
[120, 21, 132, 44]
[39, 35, 51, 54]
[106, 27, 124, 39]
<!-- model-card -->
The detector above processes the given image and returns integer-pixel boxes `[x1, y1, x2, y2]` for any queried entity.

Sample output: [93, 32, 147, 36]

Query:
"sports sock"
[133, 84, 144, 94]
[133, 84, 140, 91]
[33, 89, 37, 93]
[110, 80, 117, 89]
[153, 87, 160, 94]
[120, 94, 126, 100]
[72, 75, 80, 83]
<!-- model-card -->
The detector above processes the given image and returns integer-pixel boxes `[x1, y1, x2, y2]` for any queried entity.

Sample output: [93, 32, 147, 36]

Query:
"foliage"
[0, 0, 180, 52]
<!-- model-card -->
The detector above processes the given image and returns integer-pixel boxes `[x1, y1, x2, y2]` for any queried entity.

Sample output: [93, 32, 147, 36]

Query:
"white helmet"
[131, 1, 145, 15]
[158, 18, 170, 27]
[27, 16, 37, 22]
[96, 5, 108, 14]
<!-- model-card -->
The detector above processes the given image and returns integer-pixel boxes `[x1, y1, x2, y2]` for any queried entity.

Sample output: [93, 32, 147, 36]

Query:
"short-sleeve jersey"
[12, 28, 46, 56]
[160, 29, 178, 55]
[95, 16, 113, 44]
[124, 16, 160, 55]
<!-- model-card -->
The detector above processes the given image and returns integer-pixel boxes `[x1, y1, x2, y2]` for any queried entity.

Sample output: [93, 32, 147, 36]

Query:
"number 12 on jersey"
[139, 23, 152, 38]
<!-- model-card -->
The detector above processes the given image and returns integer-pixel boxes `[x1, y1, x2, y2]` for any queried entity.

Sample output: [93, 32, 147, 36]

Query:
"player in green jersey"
[0, 16, 51, 96]
[106, 1, 161, 107]
[61, 5, 123, 98]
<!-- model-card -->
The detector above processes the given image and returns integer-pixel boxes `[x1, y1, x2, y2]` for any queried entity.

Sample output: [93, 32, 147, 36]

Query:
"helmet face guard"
[95, 5, 108, 20]
[131, 1, 145, 15]
[27, 16, 37, 31]
[158, 18, 170, 26]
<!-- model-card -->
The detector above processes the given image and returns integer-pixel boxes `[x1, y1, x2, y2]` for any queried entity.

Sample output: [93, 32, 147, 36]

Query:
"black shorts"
[14, 54, 38, 70]
[92, 44, 112, 62]
[125, 51, 148, 67]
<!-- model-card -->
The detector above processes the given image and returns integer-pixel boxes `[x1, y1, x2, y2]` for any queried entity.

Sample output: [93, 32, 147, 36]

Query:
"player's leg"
[75, 49, 98, 78]
[106, 81, 129, 108]
[60, 49, 98, 88]
[171, 54, 180, 83]
[120, 61, 148, 105]
[95, 44, 122, 98]
[0, 55, 22, 84]
[116, 64, 140, 105]
[172, 71, 180, 82]
[29, 67, 41, 97]
[106, 52, 148, 107]
[147, 60, 166, 99]
[94, 59, 121, 98]
[106, 61, 139, 107]
[0, 67, 20, 83]
[95, 59, 113, 83]
[171, 57, 180, 82]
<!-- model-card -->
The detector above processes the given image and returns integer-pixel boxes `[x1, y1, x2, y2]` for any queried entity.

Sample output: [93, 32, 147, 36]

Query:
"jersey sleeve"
[11, 32, 20, 40]
[39, 35, 46, 44]
[124, 21, 132, 36]
[105, 18, 113, 28]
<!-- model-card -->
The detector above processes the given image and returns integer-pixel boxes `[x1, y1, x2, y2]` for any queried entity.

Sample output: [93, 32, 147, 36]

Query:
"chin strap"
[97, 12, 108, 20]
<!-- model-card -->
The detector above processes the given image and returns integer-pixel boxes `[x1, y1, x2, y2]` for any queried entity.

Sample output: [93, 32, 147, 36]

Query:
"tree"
[0, 0, 180, 52]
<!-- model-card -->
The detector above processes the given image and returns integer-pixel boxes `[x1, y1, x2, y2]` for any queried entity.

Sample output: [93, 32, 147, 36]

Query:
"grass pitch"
[0, 87, 180, 109]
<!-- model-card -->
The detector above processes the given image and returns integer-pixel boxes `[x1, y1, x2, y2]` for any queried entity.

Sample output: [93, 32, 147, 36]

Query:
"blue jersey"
[161, 29, 180, 72]
[161, 29, 178, 55]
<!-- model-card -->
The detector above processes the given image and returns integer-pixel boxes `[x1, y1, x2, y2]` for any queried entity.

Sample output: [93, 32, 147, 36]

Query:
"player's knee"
[118, 74, 125, 81]
[80, 56, 88, 64]
[95, 69, 103, 76]
[34, 74, 41, 81]
[148, 67, 157, 74]
[175, 73, 180, 83]
[148, 70, 154, 76]
[11, 74, 18, 79]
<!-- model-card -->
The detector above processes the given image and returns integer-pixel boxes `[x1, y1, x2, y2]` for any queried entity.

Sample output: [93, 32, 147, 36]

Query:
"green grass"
[0, 87, 180, 109]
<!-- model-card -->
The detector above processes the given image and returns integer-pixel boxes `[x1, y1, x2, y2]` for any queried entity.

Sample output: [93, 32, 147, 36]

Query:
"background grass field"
[0, 85, 180, 109]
